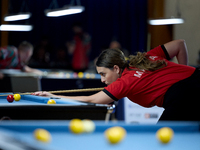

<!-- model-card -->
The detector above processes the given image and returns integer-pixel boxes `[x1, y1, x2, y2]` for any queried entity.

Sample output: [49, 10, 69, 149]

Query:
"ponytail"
[128, 52, 167, 71]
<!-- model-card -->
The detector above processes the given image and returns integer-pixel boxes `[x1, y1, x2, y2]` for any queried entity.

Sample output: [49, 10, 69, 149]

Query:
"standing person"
[0, 41, 43, 75]
[33, 39, 200, 121]
[67, 22, 91, 72]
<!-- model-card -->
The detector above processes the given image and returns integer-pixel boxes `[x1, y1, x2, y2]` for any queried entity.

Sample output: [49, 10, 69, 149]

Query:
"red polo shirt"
[103, 45, 195, 107]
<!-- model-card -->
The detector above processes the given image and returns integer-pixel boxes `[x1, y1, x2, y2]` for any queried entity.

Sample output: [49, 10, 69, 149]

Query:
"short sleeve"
[103, 77, 131, 101]
[147, 45, 171, 60]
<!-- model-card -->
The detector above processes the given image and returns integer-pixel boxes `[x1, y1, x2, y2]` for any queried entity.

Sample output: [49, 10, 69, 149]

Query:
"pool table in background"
[0, 94, 114, 121]
[0, 69, 105, 96]
[0, 121, 199, 150]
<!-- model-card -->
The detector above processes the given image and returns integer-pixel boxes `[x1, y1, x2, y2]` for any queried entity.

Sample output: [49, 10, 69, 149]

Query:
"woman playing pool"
[34, 39, 200, 121]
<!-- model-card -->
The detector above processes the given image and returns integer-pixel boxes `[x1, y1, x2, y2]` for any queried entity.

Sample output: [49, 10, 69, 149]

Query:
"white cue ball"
[82, 119, 95, 133]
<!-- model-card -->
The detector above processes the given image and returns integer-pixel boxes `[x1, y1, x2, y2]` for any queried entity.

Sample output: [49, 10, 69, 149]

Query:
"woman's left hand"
[31, 91, 54, 97]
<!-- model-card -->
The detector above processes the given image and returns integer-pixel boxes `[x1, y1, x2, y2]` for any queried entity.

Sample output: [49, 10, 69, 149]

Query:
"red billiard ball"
[7, 95, 14, 103]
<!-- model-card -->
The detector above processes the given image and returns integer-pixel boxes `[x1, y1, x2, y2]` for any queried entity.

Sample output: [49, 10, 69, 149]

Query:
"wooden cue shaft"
[0, 87, 105, 96]
[49, 87, 104, 94]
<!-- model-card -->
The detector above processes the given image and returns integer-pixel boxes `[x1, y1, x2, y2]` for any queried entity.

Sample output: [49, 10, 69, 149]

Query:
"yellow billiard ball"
[47, 99, 56, 104]
[78, 72, 84, 78]
[34, 128, 51, 143]
[105, 126, 126, 144]
[156, 127, 174, 144]
[14, 94, 21, 101]
[82, 119, 95, 133]
[69, 119, 84, 134]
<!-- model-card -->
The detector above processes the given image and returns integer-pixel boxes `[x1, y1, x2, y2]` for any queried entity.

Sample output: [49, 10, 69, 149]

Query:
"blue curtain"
[8, 0, 147, 60]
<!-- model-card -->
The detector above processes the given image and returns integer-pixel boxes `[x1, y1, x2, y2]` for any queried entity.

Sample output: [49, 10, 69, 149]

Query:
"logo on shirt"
[149, 56, 158, 60]
[134, 71, 144, 78]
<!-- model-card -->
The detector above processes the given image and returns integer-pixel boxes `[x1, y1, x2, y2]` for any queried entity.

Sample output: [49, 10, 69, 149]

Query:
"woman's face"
[96, 66, 120, 85]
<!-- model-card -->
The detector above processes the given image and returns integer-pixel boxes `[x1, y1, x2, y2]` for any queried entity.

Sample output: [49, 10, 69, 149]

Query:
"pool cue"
[0, 87, 105, 96]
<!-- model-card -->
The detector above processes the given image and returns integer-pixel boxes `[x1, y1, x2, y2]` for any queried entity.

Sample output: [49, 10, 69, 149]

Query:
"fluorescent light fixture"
[4, 13, 31, 21]
[45, 6, 85, 17]
[0, 24, 33, 31]
[148, 18, 184, 25]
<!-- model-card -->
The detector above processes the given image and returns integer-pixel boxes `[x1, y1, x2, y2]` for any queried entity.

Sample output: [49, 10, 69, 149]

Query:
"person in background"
[67, 22, 91, 72]
[29, 36, 53, 68]
[109, 40, 129, 57]
[50, 47, 71, 69]
[0, 41, 43, 76]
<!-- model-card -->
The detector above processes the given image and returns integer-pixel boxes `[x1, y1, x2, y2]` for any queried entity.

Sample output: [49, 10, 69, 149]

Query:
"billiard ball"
[47, 99, 56, 104]
[78, 72, 84, 78]
[90, 73, 95, 79]
[104, 126, 126, 144]
[66, 73, 71, 78]
[14, 94, 21, 101]
[82, 119, 95, 133]
[7, 95, 14, 103]
[85, 73, 90, 78]
[34, 128, 51, 143]
[73, 72, 78, 78]
[69, 119, 84, 134]
[156, 127, 174, 144]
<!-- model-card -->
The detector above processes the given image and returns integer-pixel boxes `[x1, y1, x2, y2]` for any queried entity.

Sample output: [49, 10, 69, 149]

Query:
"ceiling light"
[0, 24, 33, 31]
[45, 6, 84, 17]
[148, 18, 184, 25]
[148, 0, 184, 26]
[4, 13, 31, 21]
[4, 0, 31, 21]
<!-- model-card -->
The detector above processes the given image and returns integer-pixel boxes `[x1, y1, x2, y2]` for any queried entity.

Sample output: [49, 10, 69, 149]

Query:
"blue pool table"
[0, 121, 199, 150]
[0, 94, 114, 121]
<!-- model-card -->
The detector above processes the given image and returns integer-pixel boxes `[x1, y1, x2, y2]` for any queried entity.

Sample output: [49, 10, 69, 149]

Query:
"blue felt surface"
[0, 121, 199, 150]
[0, 94, 87, 105]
